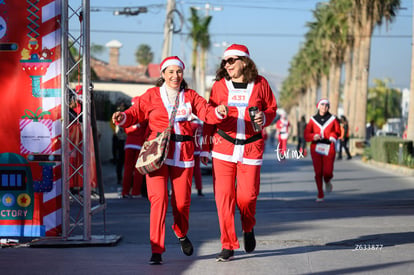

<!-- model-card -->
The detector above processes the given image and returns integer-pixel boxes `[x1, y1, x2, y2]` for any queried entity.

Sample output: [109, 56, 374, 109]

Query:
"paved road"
[1, 143, 414, 274]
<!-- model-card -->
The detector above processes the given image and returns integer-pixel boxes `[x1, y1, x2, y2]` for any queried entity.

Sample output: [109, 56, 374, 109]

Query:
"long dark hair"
[215, 56, 258, 83]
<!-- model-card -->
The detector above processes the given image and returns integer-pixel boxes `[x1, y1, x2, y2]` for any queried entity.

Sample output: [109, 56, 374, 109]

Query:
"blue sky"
[89, 0, 413, 92]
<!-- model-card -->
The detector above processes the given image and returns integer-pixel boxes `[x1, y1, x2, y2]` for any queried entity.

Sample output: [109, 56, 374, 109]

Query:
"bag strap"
[168, 90, 181, 129]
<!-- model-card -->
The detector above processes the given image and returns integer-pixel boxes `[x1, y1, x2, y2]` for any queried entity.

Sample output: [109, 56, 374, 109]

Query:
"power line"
[82, 29, 412, 39]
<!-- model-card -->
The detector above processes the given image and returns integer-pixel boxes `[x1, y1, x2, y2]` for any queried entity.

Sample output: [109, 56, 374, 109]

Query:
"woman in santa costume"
[304, 98, 341, 202]
[201, 44, 277, 261]
[112, 56, 228, 265]
[275, 112, 290, 155]
[121, 96, 148, 198]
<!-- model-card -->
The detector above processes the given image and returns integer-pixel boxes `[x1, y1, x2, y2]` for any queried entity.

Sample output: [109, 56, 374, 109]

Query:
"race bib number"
[175, 102, 192, 122]
[315, 143, 330, 156]
[228, 90, 249, 107]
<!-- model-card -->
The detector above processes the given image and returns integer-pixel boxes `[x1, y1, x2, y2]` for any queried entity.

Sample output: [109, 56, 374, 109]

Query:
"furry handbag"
[136, 91, 180, 175]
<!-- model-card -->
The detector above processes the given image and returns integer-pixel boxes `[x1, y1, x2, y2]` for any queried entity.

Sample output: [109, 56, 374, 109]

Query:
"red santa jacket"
[202, 76, 277, 165]
[304, 113, 340, 152]
[276, 117, 290, 140]
[119, 85, 224, 168]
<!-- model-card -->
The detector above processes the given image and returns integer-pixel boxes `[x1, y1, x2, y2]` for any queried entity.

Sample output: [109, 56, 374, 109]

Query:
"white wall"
[93, 82, 154, 162]
[93, 82, 153, 98]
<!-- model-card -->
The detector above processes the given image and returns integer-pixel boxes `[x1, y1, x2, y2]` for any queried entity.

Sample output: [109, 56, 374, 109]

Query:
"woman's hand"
[201, 156, 210, 166]
[313, 134, 321, 141]
[217, 105, 228, 118]
[112, 111, 125, 124]
[254, 111, 264, 126]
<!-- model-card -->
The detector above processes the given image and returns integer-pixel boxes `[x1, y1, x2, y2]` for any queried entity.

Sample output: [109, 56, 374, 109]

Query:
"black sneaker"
[149, 253, 162, 265]
[243, 229, 256, 253]
[179, 236, 194, 256]
[216, 249, 234, 262]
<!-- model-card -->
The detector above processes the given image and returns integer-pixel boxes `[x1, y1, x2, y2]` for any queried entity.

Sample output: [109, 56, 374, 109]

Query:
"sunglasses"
[221, 57, 241, 66]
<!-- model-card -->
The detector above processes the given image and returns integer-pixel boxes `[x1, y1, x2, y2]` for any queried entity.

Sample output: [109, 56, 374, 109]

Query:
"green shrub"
[370, 136, 413, 166]
[403, 152, 414, 168]
[362, 146, 372, 160]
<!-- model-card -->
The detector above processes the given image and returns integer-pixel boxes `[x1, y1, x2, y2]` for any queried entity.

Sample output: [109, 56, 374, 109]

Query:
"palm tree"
[281, 0, 401, 140]
[90, 43, 105, 58]
[351, 0, 400, 138]
[188, 8, 212, 95]
[188, 7, 201, 89]
[367, 78, 402, 128]
[135, 44, 154, 66]
[197, 16, 212, 97]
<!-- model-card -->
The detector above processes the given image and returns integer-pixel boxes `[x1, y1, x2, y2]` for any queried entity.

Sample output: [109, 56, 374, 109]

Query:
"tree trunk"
[354, 19, 373, 139]
[348, 25, 361, 136]
[329, 62, 341, 116]
[407, 88, 414, 140]
[199, 48, 206, 98]
[328, 61, 335, 101]
[320, 73, 328, 99]
[310, 79, 318, 112]
[342, 44, 353, 117]
[191, 41, 198, 90]
[195, 50, 201, 93]
[306, 88, 312, 119]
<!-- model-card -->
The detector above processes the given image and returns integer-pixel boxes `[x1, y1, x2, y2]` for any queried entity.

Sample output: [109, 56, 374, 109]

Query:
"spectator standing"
[297, 115, 307, 156]
[366, 120, 376, 145]
[337, 115, 352, 160]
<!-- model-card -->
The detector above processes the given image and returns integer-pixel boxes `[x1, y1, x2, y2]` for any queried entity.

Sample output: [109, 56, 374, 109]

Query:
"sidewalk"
[1, 144, 414, 274]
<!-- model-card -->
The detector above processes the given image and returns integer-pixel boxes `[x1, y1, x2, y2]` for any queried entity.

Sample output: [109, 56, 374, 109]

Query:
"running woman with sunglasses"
[201, 44, 277, 261]
[304, 98, 341, 202]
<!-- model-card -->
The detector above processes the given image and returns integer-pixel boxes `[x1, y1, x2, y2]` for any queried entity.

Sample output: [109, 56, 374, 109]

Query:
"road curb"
[363, 159, 414, 177]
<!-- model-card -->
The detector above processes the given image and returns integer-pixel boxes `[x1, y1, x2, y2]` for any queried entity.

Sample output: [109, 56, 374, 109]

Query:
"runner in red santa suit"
[275, 112, 290, 155]
[121, 96, 149, 198]
[112, 56, 228, 265]
[201, 44, 277, 261]
[304, 98, 341, 202]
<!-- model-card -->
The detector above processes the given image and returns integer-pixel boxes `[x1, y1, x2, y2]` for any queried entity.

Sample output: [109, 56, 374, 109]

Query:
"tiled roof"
[91, 58, 159, 84]
[147, 63, 160, 78]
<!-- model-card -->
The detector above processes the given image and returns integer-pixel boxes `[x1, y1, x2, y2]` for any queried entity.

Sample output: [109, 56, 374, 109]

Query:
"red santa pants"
[278, 136, 288, 154]
[310, 144, 336, 199]
[193, 155, 202, 191]
[122, 148, 143, 196]
[212, 158, 261, 250]
[147, 164, 193, 254]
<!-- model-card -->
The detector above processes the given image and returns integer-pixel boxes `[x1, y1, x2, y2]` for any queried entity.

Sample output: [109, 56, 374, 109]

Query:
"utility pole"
[161, 0, 176, 60]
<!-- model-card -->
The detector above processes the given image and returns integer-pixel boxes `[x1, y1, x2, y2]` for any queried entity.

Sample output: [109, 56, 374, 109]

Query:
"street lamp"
[113, 7, 148, 16]
[192, 3, 223, 16]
